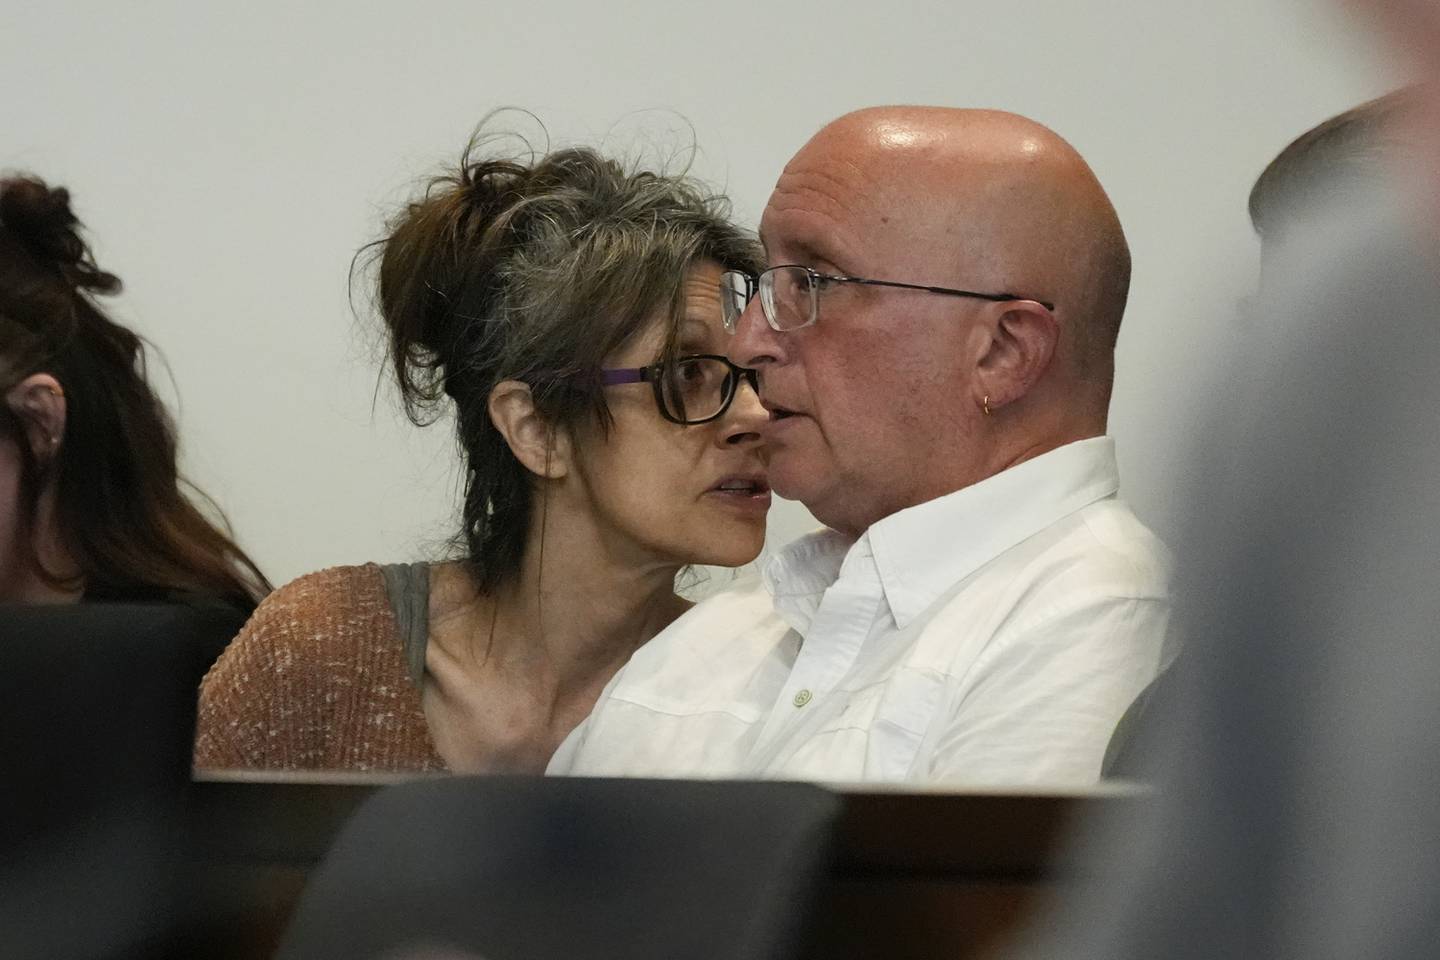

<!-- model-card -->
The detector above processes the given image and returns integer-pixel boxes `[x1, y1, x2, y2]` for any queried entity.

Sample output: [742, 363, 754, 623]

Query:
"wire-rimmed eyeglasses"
[600, 354, 759, 425]
[719, 264, 1056, 333]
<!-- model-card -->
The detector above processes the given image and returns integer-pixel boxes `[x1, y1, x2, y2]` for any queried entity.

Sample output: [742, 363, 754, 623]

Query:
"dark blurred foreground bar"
[0, 602, 246, 960]
[0, 601, 1143, 960]
[186, 772, 1142, 960]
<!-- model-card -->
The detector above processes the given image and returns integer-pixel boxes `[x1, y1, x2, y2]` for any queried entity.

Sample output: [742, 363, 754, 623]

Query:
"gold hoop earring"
[982, 395, 992, 417]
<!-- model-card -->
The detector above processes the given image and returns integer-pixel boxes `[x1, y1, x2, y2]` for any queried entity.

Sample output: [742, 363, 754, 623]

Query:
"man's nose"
[720, 373, 766, 447]
[727, 295, 786, 369]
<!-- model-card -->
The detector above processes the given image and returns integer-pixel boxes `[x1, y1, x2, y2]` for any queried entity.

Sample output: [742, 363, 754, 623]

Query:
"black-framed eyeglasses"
[719, 264, 1056, 333]
[600, 354, 759, 425]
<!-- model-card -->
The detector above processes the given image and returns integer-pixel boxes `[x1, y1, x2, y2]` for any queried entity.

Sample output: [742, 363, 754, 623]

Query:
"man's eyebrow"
[676, 318, 710, 342]
[759, 228, 843, 271]
[789, 236, 840, 270]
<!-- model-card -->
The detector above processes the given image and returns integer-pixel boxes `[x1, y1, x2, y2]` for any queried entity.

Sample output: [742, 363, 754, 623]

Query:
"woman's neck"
[4, 566, 83, 604]
[419, 489, 699, 774]
[437, 502, 691, 717]
[495, 554, 686, 691]
[3, 494, 83, 604]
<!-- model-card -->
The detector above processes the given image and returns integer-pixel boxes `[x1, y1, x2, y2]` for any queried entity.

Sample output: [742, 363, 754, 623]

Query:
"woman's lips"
[705, 476, 772, 510]
[708, 476, 770, 495]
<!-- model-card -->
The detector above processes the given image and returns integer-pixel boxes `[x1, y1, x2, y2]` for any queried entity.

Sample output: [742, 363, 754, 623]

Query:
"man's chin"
[769, 468, 870, 537]
[766, 449, 849, 518]
[764, 462, 810, 504]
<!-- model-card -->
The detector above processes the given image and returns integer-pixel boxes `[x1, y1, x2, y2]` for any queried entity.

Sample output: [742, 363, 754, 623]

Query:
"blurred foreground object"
[1000, 89, 1440, 959]
[274, 778, 839, 960]
[0, 602, 245, 959]
[188, 774, 1135, 959]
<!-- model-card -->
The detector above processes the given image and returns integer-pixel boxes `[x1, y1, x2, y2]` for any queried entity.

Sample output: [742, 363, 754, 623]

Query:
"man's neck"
[823, 422, 1107, 539]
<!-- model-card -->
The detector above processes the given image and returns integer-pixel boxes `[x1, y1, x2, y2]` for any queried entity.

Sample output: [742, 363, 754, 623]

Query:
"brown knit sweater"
[193, 564, 447, 773]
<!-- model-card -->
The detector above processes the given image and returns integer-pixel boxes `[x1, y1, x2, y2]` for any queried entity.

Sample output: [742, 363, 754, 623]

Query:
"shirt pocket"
[776, 670, 943, 782]
[866, 668, 945, 781]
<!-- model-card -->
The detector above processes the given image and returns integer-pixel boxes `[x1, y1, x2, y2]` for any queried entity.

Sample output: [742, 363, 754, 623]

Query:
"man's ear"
[487, 380, 571, 479]
[4, 373, 67, 460]
[970, 301, 1059, 413]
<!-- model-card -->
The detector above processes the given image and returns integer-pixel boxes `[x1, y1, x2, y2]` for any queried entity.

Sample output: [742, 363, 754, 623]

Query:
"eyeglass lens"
[763, 266, 816, 331]
[660, 357, 739, 423]
[719, 271, 752, 332]
[720, 266, 817, 333]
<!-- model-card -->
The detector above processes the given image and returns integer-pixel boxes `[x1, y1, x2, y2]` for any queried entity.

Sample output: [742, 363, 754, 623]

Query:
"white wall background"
[2, 0, 1393, 587]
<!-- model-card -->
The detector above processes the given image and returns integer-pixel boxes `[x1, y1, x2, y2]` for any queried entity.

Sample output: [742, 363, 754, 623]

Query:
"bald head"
[777, 107, 1130, 387]
[734, 106, 1133, 530]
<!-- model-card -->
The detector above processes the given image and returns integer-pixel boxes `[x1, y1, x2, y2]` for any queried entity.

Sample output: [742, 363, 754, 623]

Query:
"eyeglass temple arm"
[837, 276, 1055, 312]
[599, 369, 651, 385]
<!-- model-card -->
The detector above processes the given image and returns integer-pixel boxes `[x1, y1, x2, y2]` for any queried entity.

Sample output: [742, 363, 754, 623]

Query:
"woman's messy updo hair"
[0, 174, 270, 609]
[367, 123, 763, 593]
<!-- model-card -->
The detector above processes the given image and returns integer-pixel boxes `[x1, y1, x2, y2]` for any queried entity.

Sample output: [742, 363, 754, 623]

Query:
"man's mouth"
[761, 399, 800, 421]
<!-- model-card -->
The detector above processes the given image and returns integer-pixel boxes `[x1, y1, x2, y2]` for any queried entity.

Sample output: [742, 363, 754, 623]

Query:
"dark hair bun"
[0, 176, 120, 296]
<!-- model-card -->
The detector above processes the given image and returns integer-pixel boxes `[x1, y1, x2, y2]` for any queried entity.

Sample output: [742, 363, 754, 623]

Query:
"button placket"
[753, 585, 882, 763]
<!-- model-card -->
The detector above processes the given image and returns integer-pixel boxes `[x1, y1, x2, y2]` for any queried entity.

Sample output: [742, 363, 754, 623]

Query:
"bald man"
[549, 107, 1172, 786]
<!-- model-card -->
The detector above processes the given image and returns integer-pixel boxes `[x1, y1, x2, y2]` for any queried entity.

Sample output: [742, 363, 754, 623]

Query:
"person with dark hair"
[0, 175, 269, 612]
[194, 132, 769, 774]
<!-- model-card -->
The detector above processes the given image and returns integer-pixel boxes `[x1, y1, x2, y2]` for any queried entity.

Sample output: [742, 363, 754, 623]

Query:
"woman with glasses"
[195, 130, 769, 774]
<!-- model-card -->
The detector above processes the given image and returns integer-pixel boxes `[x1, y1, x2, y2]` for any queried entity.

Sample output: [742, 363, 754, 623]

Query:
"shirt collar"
[762, 527, 853, 636]
[763, 436, 1121, 634]
[869, 436, 1120, 628]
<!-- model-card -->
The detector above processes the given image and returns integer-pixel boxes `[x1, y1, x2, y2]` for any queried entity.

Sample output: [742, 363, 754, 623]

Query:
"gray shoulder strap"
[379, 562, 431, 687]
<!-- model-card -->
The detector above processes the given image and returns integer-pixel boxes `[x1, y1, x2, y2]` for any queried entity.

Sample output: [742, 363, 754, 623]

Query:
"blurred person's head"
[1349, 2, 1440, 191]
[369, 128, 768, 593]
[725, 106, 1130, 536]
[1250, 88, 1423, 271]
[0, 176, 269, 608]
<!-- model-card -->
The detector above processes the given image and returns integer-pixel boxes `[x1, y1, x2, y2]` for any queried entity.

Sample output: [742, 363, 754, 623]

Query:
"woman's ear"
[4, 373, 67, 461]
[487, 380, 571, 479]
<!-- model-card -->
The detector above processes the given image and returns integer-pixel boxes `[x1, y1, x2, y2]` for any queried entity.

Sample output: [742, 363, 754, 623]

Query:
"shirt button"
[793, 689, 813, 708]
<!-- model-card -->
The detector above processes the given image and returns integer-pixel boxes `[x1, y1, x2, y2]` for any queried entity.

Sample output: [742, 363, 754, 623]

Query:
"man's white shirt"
[549, 437, 1173, 786]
